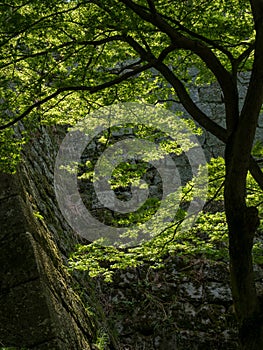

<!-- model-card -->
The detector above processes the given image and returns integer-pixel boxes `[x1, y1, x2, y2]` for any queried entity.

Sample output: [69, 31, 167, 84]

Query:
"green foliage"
[77, 119, 200, 234]
[94, 328, 110, 350]
[33, 211, 44, 220]
[68, 211, 229, 282]
[206, 157, 225, 201]
[0, 0, 256, 171]
[0, 128, 25, 173]
[69, 155, 263, 281]
[252, 141, 263, 158]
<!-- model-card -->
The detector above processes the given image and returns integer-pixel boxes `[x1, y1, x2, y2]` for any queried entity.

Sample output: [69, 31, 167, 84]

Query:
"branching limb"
[0, 61, 153, 130]
[0, 36, 125, 69]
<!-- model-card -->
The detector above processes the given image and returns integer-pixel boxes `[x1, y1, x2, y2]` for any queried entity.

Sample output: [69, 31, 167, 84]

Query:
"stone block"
[0, 195, 33, 240]
[0, 232, 38, 291]
[198, 84, 222, 103]
[0, 279, 55, 348]
[205, 282, 232, 303]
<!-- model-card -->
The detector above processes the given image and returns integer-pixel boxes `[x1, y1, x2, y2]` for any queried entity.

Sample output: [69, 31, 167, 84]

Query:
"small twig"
[203, 180, 225, 211]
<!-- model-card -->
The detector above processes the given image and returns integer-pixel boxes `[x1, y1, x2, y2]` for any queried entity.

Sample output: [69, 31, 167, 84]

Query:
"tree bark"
[226, 5, 263, 346]
[224, 93, 263, 349]
[224, 187, 263, 349]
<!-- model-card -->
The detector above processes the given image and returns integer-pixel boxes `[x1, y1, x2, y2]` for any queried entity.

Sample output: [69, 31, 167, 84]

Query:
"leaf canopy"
[0, 0, 255, 143]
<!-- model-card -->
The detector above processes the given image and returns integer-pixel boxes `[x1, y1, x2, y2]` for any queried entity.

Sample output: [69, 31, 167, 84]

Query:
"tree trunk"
[224, 131, 263, 349]
[226, 202, 263, 349]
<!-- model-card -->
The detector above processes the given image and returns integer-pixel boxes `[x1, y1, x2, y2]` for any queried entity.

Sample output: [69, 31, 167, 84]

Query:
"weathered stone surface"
[0, 232, 39, 291]
[1, 278, 55, 347]
[0, 192, 33, 240]
[94, 257, 239, 349]
[0, 173, 94, 349]
[198, 83, 223, 103]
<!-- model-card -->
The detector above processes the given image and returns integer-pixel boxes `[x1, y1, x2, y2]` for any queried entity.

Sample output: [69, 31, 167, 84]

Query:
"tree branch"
[120, 0, 239, 134]
[0, 62, 153, 130]
[0, 35, 125, 69]
[125, 35, 226, 141]
[0, 2, 84, 48]
[157, 61, 263, 190]
[124, 34, 263, 191]
[234, 43, 255, 67]
[158, 13, 234, 61]
[237, 8, 263, 158]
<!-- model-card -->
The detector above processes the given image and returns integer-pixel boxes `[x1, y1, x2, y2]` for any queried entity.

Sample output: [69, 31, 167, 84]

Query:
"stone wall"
[96, 256, 240, 349]
[1, 72, 263, 349]
[0, 172, 94, 349]
[0, 126, 112, 349]
[171, 70, 263, 159]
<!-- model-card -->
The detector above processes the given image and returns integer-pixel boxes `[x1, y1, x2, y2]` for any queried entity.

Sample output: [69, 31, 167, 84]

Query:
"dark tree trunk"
[224, 128, 263, 349]
[225, 200, 263, 349]
[223, 5, 263, 345]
